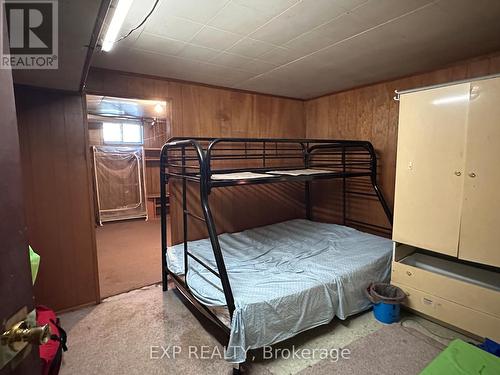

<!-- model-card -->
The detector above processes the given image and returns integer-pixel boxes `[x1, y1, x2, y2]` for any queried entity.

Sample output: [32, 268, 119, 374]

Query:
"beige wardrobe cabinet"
[393, 76, 500, 268]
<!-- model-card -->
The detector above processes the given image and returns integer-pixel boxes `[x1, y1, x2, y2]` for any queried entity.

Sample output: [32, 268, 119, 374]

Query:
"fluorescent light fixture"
[102, 0, 133, 52]
[432, 94, 470, 106]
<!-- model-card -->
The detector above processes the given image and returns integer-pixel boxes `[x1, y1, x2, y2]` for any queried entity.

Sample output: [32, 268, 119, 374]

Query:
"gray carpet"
[60, 285, 259, 375]
[60, 284, 450, 375]
[298, 324, 444, 375]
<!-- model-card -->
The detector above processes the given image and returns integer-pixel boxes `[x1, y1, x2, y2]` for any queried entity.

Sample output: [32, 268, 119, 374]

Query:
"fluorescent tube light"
[432, 94, 470, 106]
[102, 0, 133, 52]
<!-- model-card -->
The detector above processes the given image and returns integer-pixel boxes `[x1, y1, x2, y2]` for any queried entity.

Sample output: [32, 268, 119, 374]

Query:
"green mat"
[420, 339, 500, 375]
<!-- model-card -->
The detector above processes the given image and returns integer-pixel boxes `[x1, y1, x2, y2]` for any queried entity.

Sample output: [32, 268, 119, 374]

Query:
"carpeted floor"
[297, 324, 444, 374]
[96, 219, 162, 298]
[59, 284, 474, 375]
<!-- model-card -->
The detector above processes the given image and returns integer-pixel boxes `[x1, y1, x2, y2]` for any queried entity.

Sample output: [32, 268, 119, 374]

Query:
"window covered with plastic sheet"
[92, 146, 147, 224]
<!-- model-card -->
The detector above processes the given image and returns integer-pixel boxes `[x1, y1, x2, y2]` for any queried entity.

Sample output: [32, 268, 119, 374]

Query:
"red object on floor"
[36, 305, 67, 375]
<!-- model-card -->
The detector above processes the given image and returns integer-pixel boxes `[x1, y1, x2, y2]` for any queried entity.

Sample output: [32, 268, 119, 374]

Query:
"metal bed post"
[305, 181, 312, 220]
[307, 140, 393, 228]
[263, 141, 266, 167]
[367, 144, 393, 225]
[182, 146, 189, 288]
[199, 187, 236, 318]
[342, 146, 347, 225]
[304, 146, 312, 220]
[199, 145, 236, 317]
[160, 146, 169, 291]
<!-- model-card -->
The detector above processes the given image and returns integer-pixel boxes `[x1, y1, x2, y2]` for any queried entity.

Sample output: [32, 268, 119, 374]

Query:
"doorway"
[86, 94, 169, 298]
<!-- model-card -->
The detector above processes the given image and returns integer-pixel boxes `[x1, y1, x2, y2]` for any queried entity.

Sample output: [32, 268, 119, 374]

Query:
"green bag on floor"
[420, 339, 500, 375]
[29, 245, 40, 284]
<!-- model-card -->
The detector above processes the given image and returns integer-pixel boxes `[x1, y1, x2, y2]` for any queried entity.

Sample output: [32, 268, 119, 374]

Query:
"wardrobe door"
[459, 77, 500, 268]
[393, 83, 469, 256]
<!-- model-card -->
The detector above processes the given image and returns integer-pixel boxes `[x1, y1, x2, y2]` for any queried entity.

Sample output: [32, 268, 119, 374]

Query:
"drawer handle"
[406, 271, 412, 276]
[468, 172, 476, 178]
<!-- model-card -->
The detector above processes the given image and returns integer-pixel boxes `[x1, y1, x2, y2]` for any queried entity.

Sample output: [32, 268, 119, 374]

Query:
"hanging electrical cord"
[113, 0, 160, 44]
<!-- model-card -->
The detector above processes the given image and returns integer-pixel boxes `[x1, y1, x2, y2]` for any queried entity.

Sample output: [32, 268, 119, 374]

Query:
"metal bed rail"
[160, 137, 393, 325]
[163, 138, 381, 181]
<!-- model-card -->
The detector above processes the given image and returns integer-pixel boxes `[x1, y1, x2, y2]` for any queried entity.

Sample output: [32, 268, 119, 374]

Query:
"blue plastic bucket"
[373, 302, 400, 324]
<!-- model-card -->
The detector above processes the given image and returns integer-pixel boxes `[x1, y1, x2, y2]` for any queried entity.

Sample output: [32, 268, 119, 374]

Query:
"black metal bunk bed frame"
[159, 137, 393, 362]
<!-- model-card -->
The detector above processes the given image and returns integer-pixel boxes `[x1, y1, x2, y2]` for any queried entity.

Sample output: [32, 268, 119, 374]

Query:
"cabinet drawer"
[393, 282, 500, 342]
[392, 261, 500, 318]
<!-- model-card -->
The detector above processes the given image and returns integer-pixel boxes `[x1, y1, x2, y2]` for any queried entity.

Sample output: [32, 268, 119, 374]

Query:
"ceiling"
[12, 0, 102, 91]
[91, 0, 500, 99]
[13, 0, 499, 97]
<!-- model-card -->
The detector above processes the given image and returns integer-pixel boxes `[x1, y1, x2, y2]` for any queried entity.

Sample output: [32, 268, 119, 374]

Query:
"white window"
[102, 122, 143, 144]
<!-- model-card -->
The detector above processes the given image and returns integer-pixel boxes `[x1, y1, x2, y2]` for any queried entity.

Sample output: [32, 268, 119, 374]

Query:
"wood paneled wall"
[13, 52, 500, 311]
[306, 52, 500, 231]
[86, 68, 305, 138]
[15, 86, 99, 311]
[86, 68, 306, 244]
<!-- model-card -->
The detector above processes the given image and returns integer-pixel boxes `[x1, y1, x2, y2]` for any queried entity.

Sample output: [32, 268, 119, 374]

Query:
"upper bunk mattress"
[167, 219, 392, 363]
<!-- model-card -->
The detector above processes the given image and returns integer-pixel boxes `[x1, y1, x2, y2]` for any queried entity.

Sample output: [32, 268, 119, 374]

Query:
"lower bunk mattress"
[167, 219, 392, 363]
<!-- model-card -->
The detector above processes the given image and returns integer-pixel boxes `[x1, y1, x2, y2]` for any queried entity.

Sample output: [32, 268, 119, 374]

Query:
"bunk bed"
[159, 137, 393, 370]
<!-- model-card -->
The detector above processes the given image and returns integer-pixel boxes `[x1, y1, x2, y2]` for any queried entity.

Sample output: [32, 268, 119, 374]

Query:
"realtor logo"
[1, 0, 58, 69]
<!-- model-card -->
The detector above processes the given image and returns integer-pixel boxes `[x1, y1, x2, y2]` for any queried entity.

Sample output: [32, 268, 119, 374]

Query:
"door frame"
[83, 90, 173, 301]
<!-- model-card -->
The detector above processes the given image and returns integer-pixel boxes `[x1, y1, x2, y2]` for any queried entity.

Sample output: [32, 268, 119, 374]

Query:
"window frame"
[102, 120, 144, 145]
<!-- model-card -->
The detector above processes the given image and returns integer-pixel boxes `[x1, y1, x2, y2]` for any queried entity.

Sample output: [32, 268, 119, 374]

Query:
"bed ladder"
[160, 140, 236, 319]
